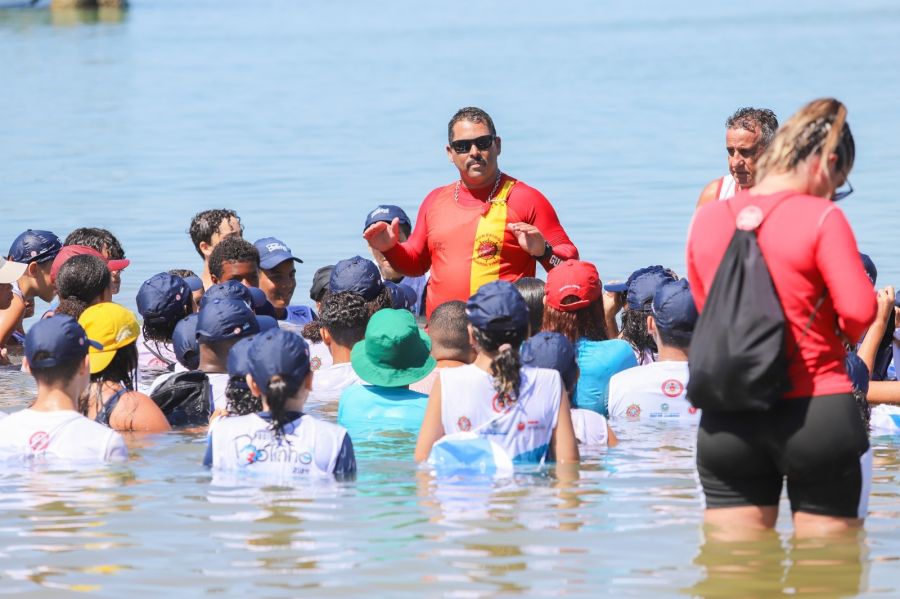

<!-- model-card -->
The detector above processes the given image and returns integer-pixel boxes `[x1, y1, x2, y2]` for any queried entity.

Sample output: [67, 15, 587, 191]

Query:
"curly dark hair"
[226, 375, 262, 416]
[64, 227, 126, 260]
[448, 106, 496, 142]
[319, 291, 369, 348]
[621, 308, 656, 363]
[208, 236, 259, 280]
[188, 209, 242, 257]
[55, 255, 110, 319]
[541, 297, 608, 343]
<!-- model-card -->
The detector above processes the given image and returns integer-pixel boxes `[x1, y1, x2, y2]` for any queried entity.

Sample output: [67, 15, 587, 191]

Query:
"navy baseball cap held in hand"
[25, 315, 102, 369]
[466, 280, 530, 333]
[651, 279, 698, 342]
[200, 280, 252, 308]
[172, 313, 200, 370]
[247, 328, 311, 395]
[196, 298, 260, 343]
[330, 256, 384, 301]
[363, 205, 412, 233]
[8, 230, 62, 265]
[254, 237, 303, 270]
[136, 273, 192, 325]
[521, 331, 578, 392]
[606, 265, 678, 311]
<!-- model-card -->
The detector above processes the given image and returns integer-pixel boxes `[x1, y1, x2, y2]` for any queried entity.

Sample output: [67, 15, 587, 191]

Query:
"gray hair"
[726, 107, 779, 148]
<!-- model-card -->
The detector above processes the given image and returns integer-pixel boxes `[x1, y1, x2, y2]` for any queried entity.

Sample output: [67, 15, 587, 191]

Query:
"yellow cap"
[78, 302, 141, 374]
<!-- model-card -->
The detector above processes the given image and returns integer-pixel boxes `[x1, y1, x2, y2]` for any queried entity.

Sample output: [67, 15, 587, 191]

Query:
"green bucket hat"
[351, 309, 436, 387]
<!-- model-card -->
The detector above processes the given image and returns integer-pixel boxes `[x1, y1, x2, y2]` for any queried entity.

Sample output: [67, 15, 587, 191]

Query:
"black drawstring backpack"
[150, 370, 211, 426]
[688, 197, 821, 412]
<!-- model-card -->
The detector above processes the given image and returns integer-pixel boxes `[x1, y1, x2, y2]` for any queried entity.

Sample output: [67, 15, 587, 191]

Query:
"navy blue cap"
[25, 315, 101, 369]
[256, 314, 278, 332]
[363, 205, 412, 233]
[845, 351, 869, 396]
[860, 253, 877, 286]
[606, 265, 678, 311]
[329, 256, 384, 301]
[8, 230, 62, 265]
[196, 298, 260, 343]
[254, 237, 303, 270]
[521, 332, 578, 392]
[136, 273, 192, 325]
[247, 328, 311, 395]
[385, 281, 417, 311]
[309, 265, 334, 302]
[466, 280, 529, 333]
[183, 275, 203, 292]
[247, 287, 277, 318]
[172, 313, 200, 370]
[227, 336, 256, 378]
[200, 280, 252, 308]
[651, 279, 698, 341]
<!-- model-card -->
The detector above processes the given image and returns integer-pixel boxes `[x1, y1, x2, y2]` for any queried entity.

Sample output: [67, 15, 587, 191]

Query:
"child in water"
[204, 328, 356, 479]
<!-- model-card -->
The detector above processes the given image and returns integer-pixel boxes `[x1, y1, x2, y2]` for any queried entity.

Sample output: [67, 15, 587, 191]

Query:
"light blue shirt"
[337, 384, 429, 439]
[574, 339, 638, 416]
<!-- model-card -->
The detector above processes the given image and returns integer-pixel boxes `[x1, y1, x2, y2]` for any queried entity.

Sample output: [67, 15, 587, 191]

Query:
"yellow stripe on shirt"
[469, 179, 517, 296]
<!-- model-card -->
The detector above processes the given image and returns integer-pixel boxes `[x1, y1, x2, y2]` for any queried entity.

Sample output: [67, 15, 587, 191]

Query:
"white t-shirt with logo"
[571, 408, 609, 445]
[308, 362, 362, 405]
[0, 409, 128, 462]
[308, 341, 333, 373]
[607, 361, 699, 423]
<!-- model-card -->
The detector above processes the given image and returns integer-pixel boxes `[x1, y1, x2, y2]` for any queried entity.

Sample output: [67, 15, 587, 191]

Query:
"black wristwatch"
[538, 241, 554, 260]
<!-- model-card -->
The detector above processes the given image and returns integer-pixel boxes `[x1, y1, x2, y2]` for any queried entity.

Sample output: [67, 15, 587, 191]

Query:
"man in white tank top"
[696, 107, 779, 209]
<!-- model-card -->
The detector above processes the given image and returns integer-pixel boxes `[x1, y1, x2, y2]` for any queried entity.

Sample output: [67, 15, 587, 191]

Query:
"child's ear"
[246, 373, 262, 397]
[303, 371, 313, 390]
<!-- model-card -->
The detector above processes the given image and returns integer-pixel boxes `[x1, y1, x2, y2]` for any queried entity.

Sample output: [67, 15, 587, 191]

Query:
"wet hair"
[261, 374, 303, 439]
[319, 291, 369, 348]
[208, 236, 259, 280]
[29, 353, 83, 386]
[80, 343, 138, 416]
[541, 297, 608, 343]
[168, 268, 198, 279]
[756, 98, 855, 183]
[513, 278, 545, 337]
[427, 301, 472, 362]
[64, 227, 126, 260]
[54, 254, 110, 319]
[448, 106, 496, 142]
[726, 107, 779, 148]
[188, 209, 242, 257]
[621, 308, 656, 363]
[226, 375, 262, 416]
[472, 324, 527, 407]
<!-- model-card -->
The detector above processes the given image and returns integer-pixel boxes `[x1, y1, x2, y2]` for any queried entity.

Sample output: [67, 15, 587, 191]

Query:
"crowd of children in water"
[0, 203, 898, 478]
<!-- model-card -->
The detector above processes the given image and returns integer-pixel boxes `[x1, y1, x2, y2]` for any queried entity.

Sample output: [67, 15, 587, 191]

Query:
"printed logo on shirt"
[29, 431, 50, 452]
[232, 433, 314, 471]
[310, 357, 322, 372]
[517, 421, 526, 431]
[688, 406, 698, 415]
[625, 404, 641, 420]
[491, 393, 512, 413]
[473, 233, 502, 266]
[457, 416, 471, 432]
[661, 403, 669, 412]
[661, 379, 684, 398]
[238, 442, 259, 464]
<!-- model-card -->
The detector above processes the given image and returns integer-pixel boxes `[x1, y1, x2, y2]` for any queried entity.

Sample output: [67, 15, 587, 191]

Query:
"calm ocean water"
[2, 0, 900, 595]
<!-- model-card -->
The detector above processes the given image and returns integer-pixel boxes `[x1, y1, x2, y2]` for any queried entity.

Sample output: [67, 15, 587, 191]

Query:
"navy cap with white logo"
[25, 315, 102, 369]
[200, 280, 252, 308]
[363, 205, 412, 233]
[196, 298, 260, 343]
[466, 280, 529, 333]
[8, 229, 62, 265]
[329, 256, 384, 301]
[247, 328, 311, 395]
[254, 237, 303, 270]
[136, 273, 192, 325]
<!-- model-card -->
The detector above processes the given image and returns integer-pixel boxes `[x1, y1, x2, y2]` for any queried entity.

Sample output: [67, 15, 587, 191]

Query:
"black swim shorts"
[696, 393, 870, 518]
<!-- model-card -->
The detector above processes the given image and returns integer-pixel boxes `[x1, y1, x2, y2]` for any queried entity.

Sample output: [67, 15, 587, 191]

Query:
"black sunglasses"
[450, 134, 495, 154]
[832, 179, 853, 202]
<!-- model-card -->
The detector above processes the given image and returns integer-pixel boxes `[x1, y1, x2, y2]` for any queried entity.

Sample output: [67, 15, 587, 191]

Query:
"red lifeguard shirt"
[686, 190, 877, 399]
[384, 174, 578, 317]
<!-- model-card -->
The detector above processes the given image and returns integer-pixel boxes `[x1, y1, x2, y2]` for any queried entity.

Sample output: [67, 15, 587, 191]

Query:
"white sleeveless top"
[207, 412, 354, 478]
[439, 364, 561, 464]
[717, 174, 738, 201]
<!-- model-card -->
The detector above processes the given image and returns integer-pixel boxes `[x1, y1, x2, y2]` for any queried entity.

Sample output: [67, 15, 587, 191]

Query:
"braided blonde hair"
[755, 98, 855, 182]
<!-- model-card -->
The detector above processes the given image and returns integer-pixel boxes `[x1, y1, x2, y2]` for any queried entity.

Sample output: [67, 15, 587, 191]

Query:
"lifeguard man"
[364, 107, 578, 317]
[696, 107, 778, 208]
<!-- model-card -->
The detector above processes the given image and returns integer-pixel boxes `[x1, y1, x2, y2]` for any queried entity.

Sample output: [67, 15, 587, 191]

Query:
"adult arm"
[0, 296, 26, 358]
[550, 389, 579, 464]
[815, 208, 877, 341]
[857, 287, 894, 375]
[414, 375, 445, 462]
[112, 391, 172, 432]
[372, 193, 437, 278]
[518, 188, 578, 270]
[867, 381, 900, 405]
[685, 210, 707, 311]
[696, 178, 720, 209]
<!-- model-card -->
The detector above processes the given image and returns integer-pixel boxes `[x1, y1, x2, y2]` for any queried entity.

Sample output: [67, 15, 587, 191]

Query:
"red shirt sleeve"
[382, 190, 437, 277]
[510, 184, 578, 268]
[814, 206, 877, 341]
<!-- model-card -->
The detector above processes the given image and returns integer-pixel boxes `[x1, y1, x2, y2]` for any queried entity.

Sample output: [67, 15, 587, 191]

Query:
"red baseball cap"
[50, 245, 130, 283]
[545, 260, 602, 312]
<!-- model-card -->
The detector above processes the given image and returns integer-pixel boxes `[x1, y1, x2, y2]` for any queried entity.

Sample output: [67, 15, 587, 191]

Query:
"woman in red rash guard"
[686, 98, 876, 538]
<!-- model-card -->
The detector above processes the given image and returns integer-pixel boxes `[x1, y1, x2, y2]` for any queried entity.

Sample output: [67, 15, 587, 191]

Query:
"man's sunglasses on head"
[450, 135, 495, 154]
